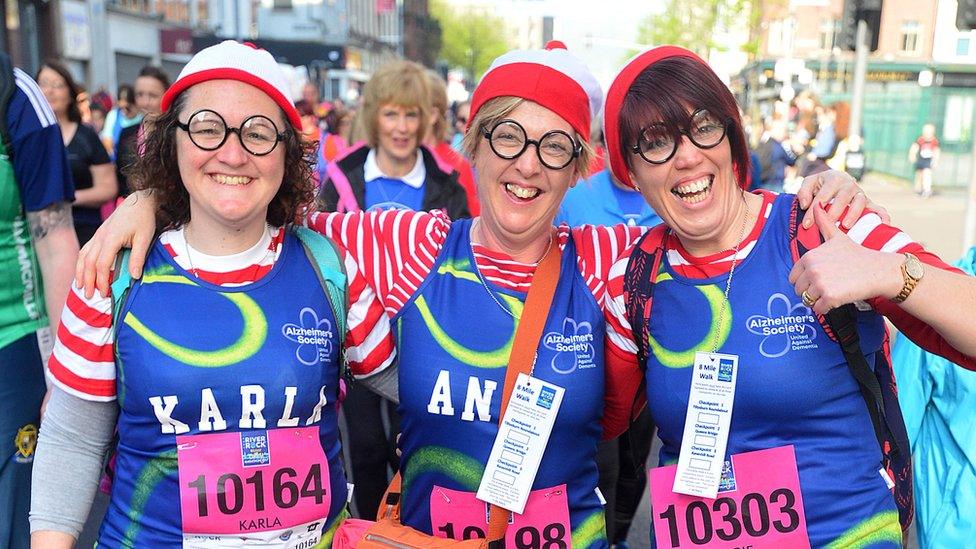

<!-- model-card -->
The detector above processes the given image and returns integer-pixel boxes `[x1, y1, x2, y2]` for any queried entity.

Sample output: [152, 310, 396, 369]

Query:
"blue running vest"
[393, 218, 609, 548]
[99, 232, 347, 548]
[645, 194, 900, 547]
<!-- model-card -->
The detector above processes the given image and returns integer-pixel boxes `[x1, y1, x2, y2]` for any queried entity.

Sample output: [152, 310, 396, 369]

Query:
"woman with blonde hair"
[317, 59, 468, 217]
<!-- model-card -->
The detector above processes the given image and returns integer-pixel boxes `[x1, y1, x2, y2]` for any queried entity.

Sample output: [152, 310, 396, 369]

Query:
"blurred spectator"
[295, 99, 322, 145]
[588, 126, 606, 176]
[825, 101, 851, 173]
[450, 100, 469, 153]
[88, 102, 107, 136]
[37, 61, 117, 246]
[800, 103, 837, 177]
[556, 133, 661, 228]
[892, 246, 976, 548]
[753, 118, 797, 192]
[424, 70, 478, 215]
[909, 123, 940, 199]
[320, 104, 352, 162]
[302, 80, 331, 120]
[115, 66, 169, 197]
[99, 84, 139, 158]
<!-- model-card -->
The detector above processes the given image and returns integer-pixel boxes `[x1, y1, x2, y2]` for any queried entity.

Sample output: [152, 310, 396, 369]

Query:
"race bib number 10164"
[177, 427, 331, 535]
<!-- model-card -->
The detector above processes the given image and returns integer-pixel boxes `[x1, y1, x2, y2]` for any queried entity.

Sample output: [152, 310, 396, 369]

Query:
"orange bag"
[339, 474, 494, 548]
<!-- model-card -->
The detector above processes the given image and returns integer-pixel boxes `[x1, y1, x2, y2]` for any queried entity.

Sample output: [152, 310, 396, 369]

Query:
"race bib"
[430, 485, 571, 548]
[649, 446, 810, 549]
[176, 427, 331, 536]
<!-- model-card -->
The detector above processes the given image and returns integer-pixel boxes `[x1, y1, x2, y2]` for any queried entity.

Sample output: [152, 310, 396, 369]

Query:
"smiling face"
[176, 79, 286, 235]
[628, 107, 753, 255]
[472, 100, 579, 255]
[375, 103, 421, 168]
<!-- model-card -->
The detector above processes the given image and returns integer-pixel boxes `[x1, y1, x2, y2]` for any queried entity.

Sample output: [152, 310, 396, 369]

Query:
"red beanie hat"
[603, 46, 706, 187]
[161, 40, 302, 131]
[469, 41, 602, 142]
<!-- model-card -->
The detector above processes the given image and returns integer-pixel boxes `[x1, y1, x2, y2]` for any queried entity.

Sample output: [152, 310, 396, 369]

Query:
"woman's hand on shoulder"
[795, 169, 890, 230]
[76, 190, 157, 299]
[788, 205, 903, 314]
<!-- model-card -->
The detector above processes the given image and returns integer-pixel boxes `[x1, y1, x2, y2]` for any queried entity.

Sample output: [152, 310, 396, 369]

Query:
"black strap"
[0, 52, 15, 159]
[824, 305, 887, 453]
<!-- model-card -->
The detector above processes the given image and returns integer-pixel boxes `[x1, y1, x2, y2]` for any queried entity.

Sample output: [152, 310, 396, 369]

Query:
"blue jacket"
[556, 169, 662, 228]
[892, 247, 976, 548]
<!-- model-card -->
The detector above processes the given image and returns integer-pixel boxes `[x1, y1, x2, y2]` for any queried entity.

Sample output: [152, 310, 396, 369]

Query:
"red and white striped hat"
[603, 45, 705, 187]
[469, 41, 602, 142]
[161, 40, 302, 130]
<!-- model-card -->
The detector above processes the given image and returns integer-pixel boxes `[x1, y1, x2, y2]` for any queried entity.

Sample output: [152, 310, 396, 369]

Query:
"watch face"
[906, 255, 924, 279]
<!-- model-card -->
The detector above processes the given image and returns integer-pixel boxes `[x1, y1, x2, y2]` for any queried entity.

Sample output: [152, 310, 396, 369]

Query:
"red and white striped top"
[51, 190, 967, 403]
[48, 226, 393, 402]
[605, 191, 961, 368]
[304, 208, 648, 381]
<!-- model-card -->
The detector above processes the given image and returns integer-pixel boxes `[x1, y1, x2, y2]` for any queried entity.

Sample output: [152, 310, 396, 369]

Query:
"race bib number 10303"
[649, 445, 810, 549]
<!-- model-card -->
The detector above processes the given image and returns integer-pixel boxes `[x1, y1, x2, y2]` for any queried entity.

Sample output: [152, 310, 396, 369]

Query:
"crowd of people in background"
[3, 38, 974, 549]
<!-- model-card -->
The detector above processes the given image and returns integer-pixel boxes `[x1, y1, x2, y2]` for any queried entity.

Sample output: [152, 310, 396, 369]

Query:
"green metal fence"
[821, 84, 976, 188]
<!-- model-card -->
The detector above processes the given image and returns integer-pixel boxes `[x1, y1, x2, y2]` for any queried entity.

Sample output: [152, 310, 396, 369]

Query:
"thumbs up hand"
[788, 204, 904, 314]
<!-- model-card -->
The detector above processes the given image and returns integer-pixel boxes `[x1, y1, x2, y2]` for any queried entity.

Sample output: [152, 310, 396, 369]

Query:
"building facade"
[739, 0, 976, 187]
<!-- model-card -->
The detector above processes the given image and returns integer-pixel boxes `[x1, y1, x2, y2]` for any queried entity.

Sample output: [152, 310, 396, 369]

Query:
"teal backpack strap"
[110, 249, 134, 330]
[291, 225, 348, 344]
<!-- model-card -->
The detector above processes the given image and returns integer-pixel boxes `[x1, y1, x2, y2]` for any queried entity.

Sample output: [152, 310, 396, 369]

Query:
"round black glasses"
[176, 109, 287, 156]
[631, 108, 729, 165]
[482, 119, 581, 170]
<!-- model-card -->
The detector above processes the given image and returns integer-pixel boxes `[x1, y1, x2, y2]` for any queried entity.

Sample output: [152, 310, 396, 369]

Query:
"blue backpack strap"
[110, 249, 134, 331]
[788, 197, 914, 534]
[291, 225, 348, 344]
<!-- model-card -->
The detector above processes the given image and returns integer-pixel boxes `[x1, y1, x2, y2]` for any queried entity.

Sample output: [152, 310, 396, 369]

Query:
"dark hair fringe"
[127, 92, 317, 233]
[618, 57, 751, 187]
[138, 65, 171, 89]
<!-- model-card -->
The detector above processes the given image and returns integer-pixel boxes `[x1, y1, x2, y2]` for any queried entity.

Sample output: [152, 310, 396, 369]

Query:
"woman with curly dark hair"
[31, 41, 352, 548]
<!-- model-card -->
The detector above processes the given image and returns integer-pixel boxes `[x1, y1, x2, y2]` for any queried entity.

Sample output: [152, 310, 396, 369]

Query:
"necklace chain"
[183, 224, 198, 277]
[182, 223, 271, 279]
[709, 197, 751, 352]
[471, 220, 555, 320]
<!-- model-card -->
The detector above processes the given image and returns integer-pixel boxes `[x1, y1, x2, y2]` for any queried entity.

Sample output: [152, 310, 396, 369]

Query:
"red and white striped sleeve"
[48, 283, 117, 401]
[571, 223, 648, 439]
[839, 210, 975, 368]
[306, 209, 451, 377]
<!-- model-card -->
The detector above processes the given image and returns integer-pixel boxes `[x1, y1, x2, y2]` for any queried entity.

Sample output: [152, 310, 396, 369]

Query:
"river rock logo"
[282, 307, 334, 365]
[544, 318, 596, 374]
[746, 293, 819, 358]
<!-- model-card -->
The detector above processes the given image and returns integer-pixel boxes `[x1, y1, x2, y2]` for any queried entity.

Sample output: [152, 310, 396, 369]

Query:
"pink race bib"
[649, 445, 810, 549]
[176, 427, 331, 535]
[429, 485, 571, 547]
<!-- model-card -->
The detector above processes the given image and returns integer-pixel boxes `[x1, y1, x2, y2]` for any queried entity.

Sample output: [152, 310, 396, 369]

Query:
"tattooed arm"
[27, 201, 80, 338]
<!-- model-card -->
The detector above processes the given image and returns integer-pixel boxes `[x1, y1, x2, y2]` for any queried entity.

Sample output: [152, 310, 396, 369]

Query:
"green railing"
[821, 85, 976, 188]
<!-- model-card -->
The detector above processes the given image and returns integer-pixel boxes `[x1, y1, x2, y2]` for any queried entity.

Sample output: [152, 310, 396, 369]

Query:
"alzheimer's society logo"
[282, 307, 334, 365]
[544, 318, 596, 374]
[746, 293, 819, 358]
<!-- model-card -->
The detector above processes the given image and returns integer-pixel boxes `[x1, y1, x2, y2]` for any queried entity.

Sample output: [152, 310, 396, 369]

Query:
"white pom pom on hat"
[468, 40, 602, 142]
[161, 40, 302, 131]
